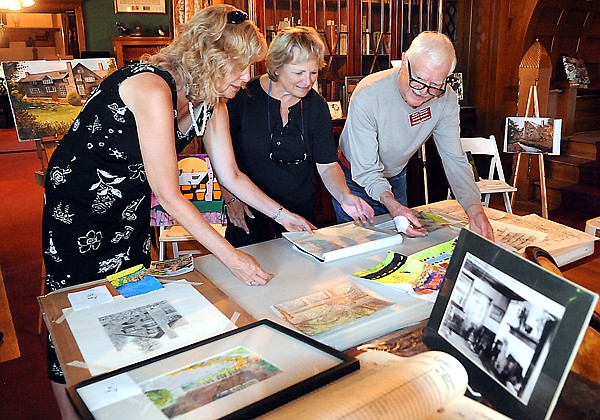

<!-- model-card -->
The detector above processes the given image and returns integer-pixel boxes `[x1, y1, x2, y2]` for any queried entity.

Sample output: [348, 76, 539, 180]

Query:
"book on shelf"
[282, 222, 403, 263]
[261, 350, 508, 419]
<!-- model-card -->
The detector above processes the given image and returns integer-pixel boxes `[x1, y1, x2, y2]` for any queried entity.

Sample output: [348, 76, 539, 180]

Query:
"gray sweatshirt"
[340, 67, 481, 211]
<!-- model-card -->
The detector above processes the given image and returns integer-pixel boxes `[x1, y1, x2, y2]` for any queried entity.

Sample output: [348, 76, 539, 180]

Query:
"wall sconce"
[0, 0, 35, 47]
[0, 0, 35, 10]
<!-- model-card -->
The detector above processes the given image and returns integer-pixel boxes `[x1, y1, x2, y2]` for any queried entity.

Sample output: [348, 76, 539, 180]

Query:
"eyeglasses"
[406, 59, 447, 98]
[227, 10, 248, 24]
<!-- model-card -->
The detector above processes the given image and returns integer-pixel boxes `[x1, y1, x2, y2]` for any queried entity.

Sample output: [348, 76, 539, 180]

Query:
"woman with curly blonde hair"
[42, 5, 313, 417]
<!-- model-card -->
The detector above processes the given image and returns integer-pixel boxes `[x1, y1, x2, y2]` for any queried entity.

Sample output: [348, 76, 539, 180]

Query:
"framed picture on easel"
[2, 58, 117, 142]
[503, 117, 562, 155]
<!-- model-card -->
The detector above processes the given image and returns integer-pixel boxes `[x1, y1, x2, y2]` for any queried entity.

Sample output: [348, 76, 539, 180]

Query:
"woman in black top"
[224, 26, 373, 246]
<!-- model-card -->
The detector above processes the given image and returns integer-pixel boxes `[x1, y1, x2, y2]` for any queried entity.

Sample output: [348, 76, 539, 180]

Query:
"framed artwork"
[504, 117, 562, 155]
[2, 59, 117, 142]
[69, 319, 359, 419]
[114, 0, 167, 14]
[151, 154, 224, 226]
[423, 229, 597, 420]
[446, 72, 464, 101]
[327, 100, 343, 120]
[562, 56, 591, 85]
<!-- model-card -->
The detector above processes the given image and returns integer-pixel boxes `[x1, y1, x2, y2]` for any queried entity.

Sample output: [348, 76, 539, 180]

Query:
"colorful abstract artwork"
[353, 237, 458, 301]
[151, 154, 224, 226]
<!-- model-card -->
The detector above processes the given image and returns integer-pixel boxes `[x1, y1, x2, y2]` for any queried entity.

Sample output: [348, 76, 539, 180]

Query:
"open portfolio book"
[261, 350, 507, 419]
[282, 222, 403, 262]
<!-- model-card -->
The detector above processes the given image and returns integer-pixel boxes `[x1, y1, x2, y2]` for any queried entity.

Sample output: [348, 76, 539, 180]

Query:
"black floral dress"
[41, 63, 211, 383]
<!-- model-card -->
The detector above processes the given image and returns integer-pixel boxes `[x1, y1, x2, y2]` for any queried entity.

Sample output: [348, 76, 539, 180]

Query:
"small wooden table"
[38, 269, 255, 386]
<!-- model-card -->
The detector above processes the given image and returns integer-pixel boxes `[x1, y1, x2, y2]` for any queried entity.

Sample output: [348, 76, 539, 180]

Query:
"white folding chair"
[447, 135, 517, 213]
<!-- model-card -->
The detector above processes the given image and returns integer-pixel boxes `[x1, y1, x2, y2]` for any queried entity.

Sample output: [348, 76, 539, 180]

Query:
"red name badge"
[409, 107, 432, 126]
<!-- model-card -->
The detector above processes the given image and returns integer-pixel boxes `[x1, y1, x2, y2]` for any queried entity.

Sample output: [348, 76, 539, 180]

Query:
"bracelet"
[272, 206, 284, 221]
[226, 197, 237, 205]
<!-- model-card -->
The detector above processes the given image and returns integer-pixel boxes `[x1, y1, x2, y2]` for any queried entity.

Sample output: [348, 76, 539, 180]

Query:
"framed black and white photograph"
[424, 229, 597, 420]
[504, 117, 562, 155]
[70, 319, 359, 419]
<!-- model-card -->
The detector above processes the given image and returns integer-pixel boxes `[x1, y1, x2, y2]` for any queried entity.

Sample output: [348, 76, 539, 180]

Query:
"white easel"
[510, 84, 549, 219]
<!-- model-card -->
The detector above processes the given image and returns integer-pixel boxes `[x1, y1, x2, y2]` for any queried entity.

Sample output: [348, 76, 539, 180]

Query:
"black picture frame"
[423, 229, 597, 420]
[69, 319, 359, 419]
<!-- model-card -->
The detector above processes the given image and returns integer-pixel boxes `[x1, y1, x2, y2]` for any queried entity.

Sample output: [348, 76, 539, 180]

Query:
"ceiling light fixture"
[0, 0, 36, 11]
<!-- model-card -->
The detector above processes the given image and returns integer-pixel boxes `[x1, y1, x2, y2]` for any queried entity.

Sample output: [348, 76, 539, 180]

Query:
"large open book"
[282, 222, 403, 263]
[261, 350, 507, 419]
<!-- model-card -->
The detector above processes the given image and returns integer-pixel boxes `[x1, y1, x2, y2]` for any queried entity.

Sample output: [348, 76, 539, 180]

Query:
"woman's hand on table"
[225, 248, 273, 286]
[275, 208, 316, 233]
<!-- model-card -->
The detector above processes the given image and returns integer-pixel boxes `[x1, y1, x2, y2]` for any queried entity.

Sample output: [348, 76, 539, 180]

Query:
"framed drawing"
[423, 229, 598, 420]
[114, 0, 166, 14]
[70, 319, 359, 419]
[504, 117, 562, 155]
[2, 59, 117, 142]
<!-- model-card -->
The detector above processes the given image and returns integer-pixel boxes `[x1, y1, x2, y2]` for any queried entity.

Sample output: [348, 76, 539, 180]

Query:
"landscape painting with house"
[2, 58, 117, 141]
[504, 117, 562, 155]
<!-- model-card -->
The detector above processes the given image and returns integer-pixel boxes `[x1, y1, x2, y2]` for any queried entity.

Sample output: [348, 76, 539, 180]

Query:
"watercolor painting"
[272, 284, 393, 336]
[2, 58, 117, 141]
[140, 346, 281, 418]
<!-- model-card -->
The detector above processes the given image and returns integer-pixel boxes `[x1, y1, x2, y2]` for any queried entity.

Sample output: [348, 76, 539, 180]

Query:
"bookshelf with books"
[252, 0, 442, 104]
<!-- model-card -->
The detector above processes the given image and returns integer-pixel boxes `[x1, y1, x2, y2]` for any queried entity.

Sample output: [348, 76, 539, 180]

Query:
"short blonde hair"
[266, 26, 325, 81]
[406, 31, 457, 75]
[147, 4, 267, 107]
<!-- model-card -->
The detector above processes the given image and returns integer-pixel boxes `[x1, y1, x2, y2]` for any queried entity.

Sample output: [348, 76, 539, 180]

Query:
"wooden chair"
[447, 135, 517, 213]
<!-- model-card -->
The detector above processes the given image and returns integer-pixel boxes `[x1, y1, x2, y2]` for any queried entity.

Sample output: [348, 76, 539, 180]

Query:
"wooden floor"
[0, 265, 20, 363]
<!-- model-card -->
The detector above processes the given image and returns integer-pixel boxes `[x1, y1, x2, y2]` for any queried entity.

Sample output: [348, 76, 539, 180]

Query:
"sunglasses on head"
[227, 10, 249, 24]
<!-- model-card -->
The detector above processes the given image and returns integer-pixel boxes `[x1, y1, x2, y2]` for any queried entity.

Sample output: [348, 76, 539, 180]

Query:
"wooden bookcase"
[111, 36, 172, 68]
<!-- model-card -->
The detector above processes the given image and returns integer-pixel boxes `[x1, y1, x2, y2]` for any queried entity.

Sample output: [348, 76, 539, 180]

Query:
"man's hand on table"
[380, 192, 428, 237]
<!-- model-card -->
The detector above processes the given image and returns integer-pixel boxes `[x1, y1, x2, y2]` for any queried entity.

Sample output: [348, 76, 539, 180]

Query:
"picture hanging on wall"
[562, 56, 591, 86]
[503, 117, 562, 155]
[446, 72, 464, 101]
[2, 59, 118, 142]
[114, 0, 166, 14]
